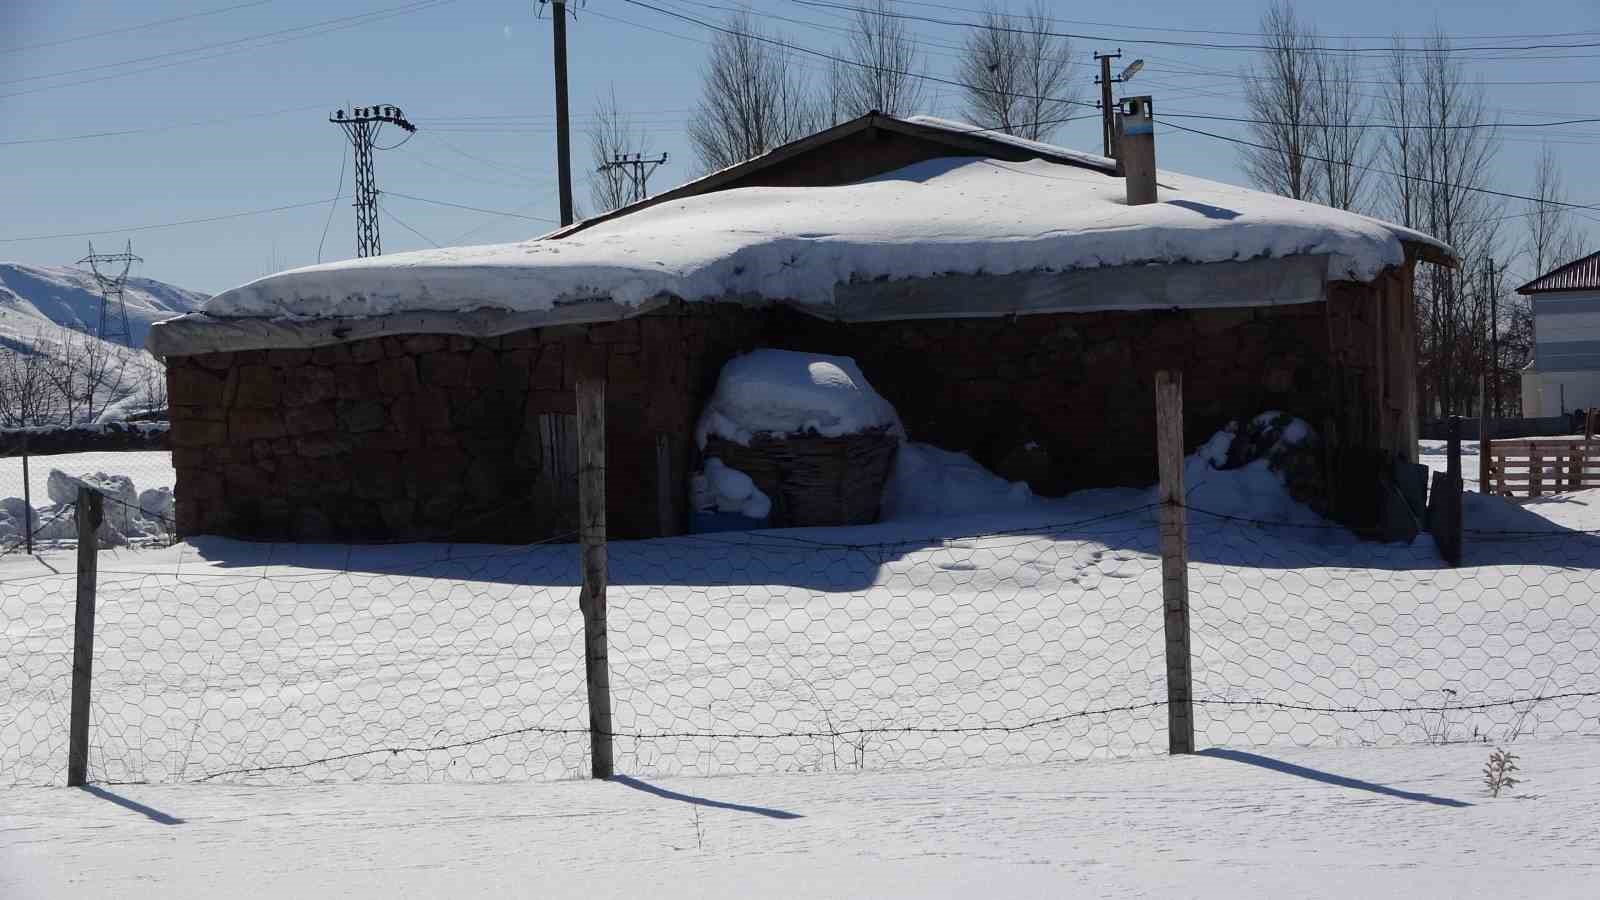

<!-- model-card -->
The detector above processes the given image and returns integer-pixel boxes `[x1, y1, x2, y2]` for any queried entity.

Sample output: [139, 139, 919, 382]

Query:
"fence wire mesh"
[3, 497, 1599, 787]
[0, 448, 176, 553]
[1186, 509, 1600, 749]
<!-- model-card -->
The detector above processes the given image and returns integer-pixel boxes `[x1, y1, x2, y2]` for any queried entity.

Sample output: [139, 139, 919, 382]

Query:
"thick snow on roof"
[195, 155, 1448, 324]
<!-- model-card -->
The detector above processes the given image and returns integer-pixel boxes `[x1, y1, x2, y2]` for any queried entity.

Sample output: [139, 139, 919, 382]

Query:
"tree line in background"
[0, 331, 166, 430]
[1240, 0, 1585, 419]
[582, 0, 1585, 419]
[584, 0, 1078, 210]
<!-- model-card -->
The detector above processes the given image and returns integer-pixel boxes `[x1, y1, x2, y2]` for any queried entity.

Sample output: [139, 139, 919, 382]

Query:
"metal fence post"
[1154, 370, 1194, 754]
[67, 486, 102, 786]
[575, 344, 614, 779]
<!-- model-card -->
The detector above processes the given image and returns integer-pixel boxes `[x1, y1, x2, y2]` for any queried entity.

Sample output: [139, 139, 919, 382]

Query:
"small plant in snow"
[1483, 747, 1521, 797]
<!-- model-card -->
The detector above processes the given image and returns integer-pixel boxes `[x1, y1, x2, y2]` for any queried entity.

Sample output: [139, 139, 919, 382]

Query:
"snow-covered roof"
[902, 115, 1118, 173]
[149, 118, 1453, 356]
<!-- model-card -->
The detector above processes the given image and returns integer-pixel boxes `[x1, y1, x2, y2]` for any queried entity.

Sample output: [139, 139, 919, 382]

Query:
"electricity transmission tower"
[598, 152, 669, 204]
[78, 241, 141, 347]
[329, 105, 417, 258]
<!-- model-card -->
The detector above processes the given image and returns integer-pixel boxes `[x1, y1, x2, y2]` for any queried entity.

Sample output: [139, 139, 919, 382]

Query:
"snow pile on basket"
[696, 350, 902, 528]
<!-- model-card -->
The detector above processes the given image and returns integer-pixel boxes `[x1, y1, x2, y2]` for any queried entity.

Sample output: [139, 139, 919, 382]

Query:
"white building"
[1518, 250, 1600, 417]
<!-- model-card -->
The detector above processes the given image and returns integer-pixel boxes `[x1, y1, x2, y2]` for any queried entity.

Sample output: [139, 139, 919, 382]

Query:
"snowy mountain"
[0, 262, 208, 425]
[0, 262, 207, 353]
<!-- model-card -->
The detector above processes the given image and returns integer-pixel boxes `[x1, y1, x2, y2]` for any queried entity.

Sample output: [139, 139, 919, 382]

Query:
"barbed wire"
[4, 476, 1598, 787]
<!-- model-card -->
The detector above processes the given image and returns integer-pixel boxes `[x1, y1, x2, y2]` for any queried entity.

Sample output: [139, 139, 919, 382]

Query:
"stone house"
[147, 113, 1452, 543]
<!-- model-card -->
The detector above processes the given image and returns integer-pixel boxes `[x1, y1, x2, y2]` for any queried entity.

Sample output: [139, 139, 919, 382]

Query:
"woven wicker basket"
[702, 427, 899, 527]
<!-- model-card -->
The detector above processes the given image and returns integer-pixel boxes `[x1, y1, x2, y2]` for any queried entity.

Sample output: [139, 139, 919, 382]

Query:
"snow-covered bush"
[1181, 412, 1328, 526]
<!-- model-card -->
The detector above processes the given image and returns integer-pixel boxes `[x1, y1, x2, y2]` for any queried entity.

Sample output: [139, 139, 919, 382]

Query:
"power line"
[0, 198, 337, 244]
[1161, 112, 1600, 132]
[789, 0, 1600, 54]
[0, 103, 326, 148]
[379, 200, 443, 248]
[0, 0, 457, 100]
[383, 192, 559, 222]
[873, 0, 1600, 43]
[1158, 119, 1600, 213]
[3, 0, 276, 54]
[316, 147, 349, 265]
[618, 0, 1099, 109]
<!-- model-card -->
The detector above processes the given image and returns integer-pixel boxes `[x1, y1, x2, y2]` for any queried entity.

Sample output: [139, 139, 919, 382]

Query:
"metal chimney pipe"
[1121, 96, 1157, 206]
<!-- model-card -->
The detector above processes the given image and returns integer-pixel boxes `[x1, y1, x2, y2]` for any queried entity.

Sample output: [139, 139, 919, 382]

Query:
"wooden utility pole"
[1488, 257, 1500, 420]
[1479, 376, 1491, 491]
[21, 436, 32, 555]
[552, 0, 575, 227]
[1094, 50, 1121, 160]
[1154, 370, 1194, 755]
[67, 486, 102, 787]
[575, 345, 613, 778]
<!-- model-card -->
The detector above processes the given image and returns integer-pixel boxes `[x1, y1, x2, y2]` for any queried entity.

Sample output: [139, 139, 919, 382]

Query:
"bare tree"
[825, 57, 852, 127]
[1522, 143, 1584, 279]
[1501, 144, 1587, 412]
[688, 8, 817, 172]
[137, 351, 169, 417]
[587, 85, 645, 214]
[1307, 47, 1370, 211]
[1381, 31, 1503, 417]
[956, 1, 1077, 140]
[44, 332, 136, 425]
[1239, 0, 1316, 201]
[0, 338, 60, 428]
[839, 0, 927, 118]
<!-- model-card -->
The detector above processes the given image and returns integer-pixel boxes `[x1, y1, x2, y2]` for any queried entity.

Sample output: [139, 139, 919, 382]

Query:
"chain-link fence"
[0, 443, 175, 553]
[4, 494, 1597, 787]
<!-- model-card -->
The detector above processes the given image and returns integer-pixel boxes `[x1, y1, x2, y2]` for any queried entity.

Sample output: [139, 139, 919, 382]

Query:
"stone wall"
[169, 286, 1398, 542]
[0, 422, 169, 457]
[167, 303, 764, 542]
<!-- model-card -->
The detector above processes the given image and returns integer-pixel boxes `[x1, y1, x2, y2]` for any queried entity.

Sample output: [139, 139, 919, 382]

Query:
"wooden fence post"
[67, 486, 102, 787]
[21, 437, 32, 555]
[1154, 370, 1194, 755]
[575, 344, 615, 779]
[1478, 378, 1490, 493]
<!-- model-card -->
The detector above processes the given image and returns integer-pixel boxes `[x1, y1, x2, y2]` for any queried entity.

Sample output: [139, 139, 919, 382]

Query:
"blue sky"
[2, 0, 1596, 294]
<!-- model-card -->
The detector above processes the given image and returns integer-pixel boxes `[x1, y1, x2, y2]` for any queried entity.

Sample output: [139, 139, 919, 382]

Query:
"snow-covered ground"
[3, 739, 1597, 899]
[1, 440, 1597, 895]
[2, 482, 1596, 787]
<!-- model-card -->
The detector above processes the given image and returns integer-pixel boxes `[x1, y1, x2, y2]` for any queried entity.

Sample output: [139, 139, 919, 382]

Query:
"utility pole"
[1094, 50, 1120, 159]
[598, 152, 669, 204]
[550, 1, 575, 226]
[1094, 51, 1144, 164]
[78, 241, 141, 348]
[1488, 257, 1500, 420]
[329, 104, 417, 258]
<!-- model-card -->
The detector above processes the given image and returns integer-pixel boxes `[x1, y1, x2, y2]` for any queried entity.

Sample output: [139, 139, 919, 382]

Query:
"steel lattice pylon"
[77, 241, 141, 347]
[329, 105, 416, 259]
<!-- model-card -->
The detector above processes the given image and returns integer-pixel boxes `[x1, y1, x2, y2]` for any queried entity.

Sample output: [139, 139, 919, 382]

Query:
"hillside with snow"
[0, 261, 207, 353]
